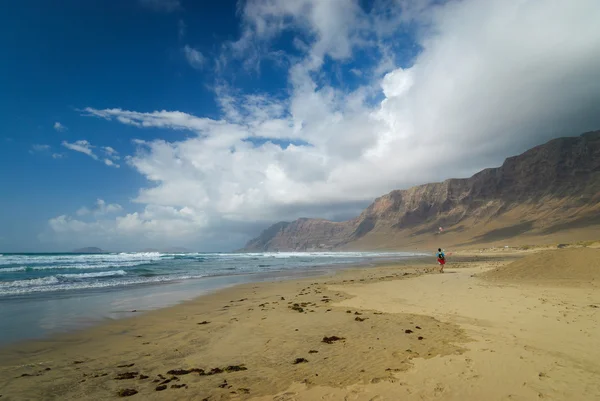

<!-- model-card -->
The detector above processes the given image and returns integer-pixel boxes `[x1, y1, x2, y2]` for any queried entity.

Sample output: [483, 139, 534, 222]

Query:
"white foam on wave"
[1, 271, 127, 289]
[0, 252, 163, 266]
[118, 252, 162, 258]
[0, 276, 60, 288]
[57, 270, 127, 279]
[29, 261, 153, 271]
[0, 274, 207, 296]
[0, 266, 27, 273]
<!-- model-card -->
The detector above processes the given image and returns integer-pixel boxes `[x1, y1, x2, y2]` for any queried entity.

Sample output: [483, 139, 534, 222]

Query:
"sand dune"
[482, 247, 600, 284]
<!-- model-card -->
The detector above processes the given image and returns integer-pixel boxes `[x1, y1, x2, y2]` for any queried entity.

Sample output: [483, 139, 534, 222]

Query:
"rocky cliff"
[242, 131, 600, 251]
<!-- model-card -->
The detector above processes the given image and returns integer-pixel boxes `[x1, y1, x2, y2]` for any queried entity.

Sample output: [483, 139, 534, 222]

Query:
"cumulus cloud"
[44, 203, 220, 250]
[62, 140, 120, 168]
[183, 45, 205, 70]
[56, 0, 600, 250]
[53, 122, 67, 132]
[76, 199, 123, 217]
[138, 0, 180, 12]
[229, 0, 367, 71]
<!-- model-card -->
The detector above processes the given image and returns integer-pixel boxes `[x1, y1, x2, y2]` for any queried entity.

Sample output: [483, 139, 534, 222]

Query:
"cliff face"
[242, 131, 600, 251]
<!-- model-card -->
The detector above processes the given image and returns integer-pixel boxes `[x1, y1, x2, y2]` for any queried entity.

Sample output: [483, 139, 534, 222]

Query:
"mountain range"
[242, 131, 600, 251]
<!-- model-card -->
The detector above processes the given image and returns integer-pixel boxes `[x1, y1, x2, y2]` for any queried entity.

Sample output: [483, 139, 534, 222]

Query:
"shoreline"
[0, 255, 431, 348]
[0, 253, 429, 347]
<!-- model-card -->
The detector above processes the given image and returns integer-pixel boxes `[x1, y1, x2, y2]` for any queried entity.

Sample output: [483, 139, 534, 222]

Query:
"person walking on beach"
[436, 248, 446, 273]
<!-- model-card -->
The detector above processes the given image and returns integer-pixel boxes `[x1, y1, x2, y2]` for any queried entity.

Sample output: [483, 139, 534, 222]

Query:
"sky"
[2, 0, 600, 252]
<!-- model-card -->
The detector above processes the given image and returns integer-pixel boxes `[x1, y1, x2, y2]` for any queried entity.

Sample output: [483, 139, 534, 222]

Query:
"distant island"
[71, 247, 108, 254]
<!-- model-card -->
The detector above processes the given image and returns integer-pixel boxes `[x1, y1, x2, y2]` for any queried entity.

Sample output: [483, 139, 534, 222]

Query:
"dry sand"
[482, 247, 600, 285]
[1, 250, 599, 400]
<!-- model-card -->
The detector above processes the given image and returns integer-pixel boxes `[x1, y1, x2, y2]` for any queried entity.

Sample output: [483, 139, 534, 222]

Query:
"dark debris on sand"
[322, 336, 345, 344]
[18, 373, 40, 378]
[167, 369, 196, 375]
[224, 365, 248, 373]
[117, 389, 138, 397]
[159, 377, 179, 385]
[114, 372, 139, 380]
[293, 358, 308, 364]
[117, 363, 135, 368]
[166, 365, 247, 377]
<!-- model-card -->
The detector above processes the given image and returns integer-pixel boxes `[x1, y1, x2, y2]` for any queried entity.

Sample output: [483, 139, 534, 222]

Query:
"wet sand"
[0, 251, 599, 400]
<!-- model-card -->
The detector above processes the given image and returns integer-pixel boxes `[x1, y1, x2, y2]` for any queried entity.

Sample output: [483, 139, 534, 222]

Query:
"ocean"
[0, 251, 424, 345]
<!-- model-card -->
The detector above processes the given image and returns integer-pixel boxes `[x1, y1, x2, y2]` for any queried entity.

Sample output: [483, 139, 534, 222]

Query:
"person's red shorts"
[437, 258, 446, 265]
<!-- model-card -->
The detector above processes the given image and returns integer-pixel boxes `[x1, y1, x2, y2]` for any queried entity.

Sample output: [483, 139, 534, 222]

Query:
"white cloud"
[138, 0, 180, 12]
[76, 199, 123, 217]
[45, 204, 212, 250]
[62, 140, 97, 159]
[103, 146, 118, 156]
[183, 45, 205, 70]
[31, 144, 50, 152]
[52, 153, 65, 159]
[59, 0, 600, 250]
[230, 0, 367, 71]
[104, 158, 120, 168]
[103, 146, 120, 161]
[62, 140, 120, 168]
[53, 122, 67, 132]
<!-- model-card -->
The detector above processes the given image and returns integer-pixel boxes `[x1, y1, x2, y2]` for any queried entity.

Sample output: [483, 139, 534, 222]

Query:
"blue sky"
[2, 0, 600, 252]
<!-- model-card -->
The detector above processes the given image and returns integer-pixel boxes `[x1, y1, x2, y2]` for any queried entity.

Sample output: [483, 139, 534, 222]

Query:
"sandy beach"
[1, 248, 599, 401]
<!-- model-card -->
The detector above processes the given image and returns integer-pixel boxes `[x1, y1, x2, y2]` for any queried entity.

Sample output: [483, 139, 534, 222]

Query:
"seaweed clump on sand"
[322, 336, 345, 344]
